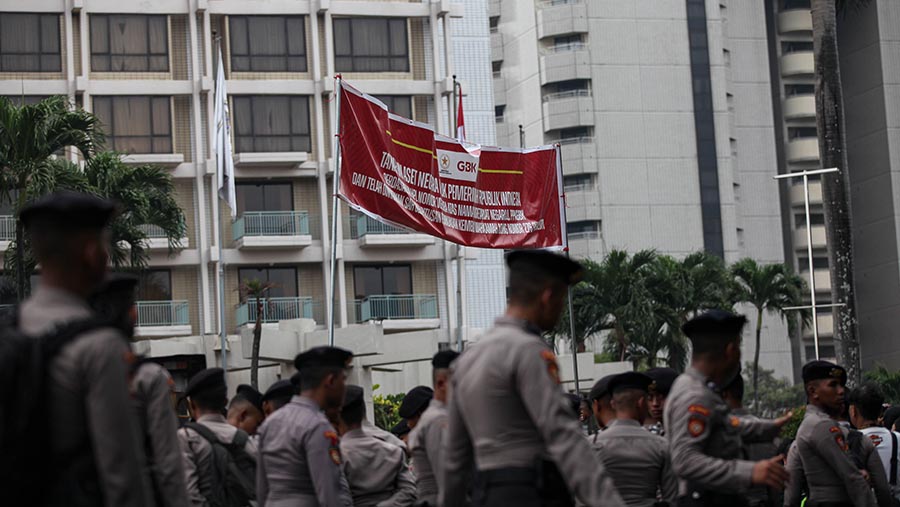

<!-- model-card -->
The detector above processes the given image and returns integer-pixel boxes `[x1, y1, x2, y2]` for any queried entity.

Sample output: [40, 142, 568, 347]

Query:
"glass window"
[373, 95, 412, 119]
[568, 221, 600, 234]
[563, 174, 593, 190]
[783, 0, 811, 9]
[798, 257, 830, 270]
[229, 16, 307, 72]
[334, 17, 409, 72]
[0, 13, 61, 72]
[93, 96, 172, 154]
[238, 267, 298, 298]
[353, 265, 412, 299]
[788, 126, 818, 139]
[782, 41, 814, 53]
[91, 15, 168, 72]
[137, 269, 172, 301]
[1, 95, 49, 106]
[794, 213, 826, 227]
[232, 95, 311, 153]
[236, 182, 293, 214]
[786, 84, 815, 96]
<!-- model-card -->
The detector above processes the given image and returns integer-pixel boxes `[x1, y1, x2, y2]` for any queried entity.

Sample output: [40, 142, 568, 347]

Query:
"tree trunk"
[810, 0, 860, 385]
[614, 321, 627, 362]
[251, 299, 263, 389]
[753, 307, 763, 409]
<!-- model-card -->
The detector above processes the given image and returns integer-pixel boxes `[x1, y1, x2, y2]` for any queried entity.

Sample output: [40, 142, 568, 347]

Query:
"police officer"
[262, 378, 296, 416]
[665, 310, 789, 507]
[178, 367, 258, 506]
[18, 191, 148, 506]
[784, 361, 891, 507]
[256, 346, 354, 507]
[441, 250, 625, 507]
[589, 374, 617, 437]
[228, 384, 265, 436]
[645, 367, 678, 436]
[399, 385, 434, 430]
[409, 350, 460, 505]
[339, 385, 416, 507]
[593, 371, 678, 507]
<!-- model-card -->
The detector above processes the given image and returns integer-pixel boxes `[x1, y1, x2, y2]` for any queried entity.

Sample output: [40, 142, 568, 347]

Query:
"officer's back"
[18, 192, 147, 507]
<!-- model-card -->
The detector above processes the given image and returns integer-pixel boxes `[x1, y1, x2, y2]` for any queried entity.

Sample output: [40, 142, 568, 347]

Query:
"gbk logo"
[440, 154, 450, 169]
[436, 147, 481, 183]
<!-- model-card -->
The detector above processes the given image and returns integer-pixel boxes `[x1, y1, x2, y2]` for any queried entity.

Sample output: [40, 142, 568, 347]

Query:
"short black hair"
[299, 366, 343, 390]
[849, 383, 885, 422]
[341, 400, 365, 426]
[689, 332, 740, 356]
[192, 388, 227, 413]
[507, 268, 564, 306]
[29, 222, 104, 265]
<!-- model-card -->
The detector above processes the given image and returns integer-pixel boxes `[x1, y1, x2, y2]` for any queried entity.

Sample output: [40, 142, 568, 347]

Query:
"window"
[794, 213, 825, 227]
[783, 0, 811, 9]
[353, 265, 412, 299]
[238, 267, 298, 298]
[373, 95, 412, 119]
[805, 345, 835, 361]
[229, 16, 306, 72]
[137, 269, 172, 301]
[788, 126, 817, 139]
[782, 41, 814, 53]
[93, 96, 172, 154]
[334, 18, 409, 72]
[232, 95, 311, 153]
[568, 221, 600, 234]
[236, 182, 293, 214]
[798, 257, 830, 270]
[91, 15, 168, 72]
[563, 174, 593, 190]
[494, 105, 505, 122]
[0, 13, 61, 72]
[558, 127, 591, 140]
[1, 95, 49, 106]
[786, 84, 814, 96]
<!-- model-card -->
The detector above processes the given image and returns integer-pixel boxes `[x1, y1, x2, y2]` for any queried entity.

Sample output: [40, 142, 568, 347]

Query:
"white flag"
[214, 49, 237, 218]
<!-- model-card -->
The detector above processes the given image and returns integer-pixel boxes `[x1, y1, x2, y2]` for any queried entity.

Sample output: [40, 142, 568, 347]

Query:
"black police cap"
[608, 372, 654, 395]
[432, 350, 460, 369]
[290, 371, 302, 389]
[262, 379, 295, 402]
[682, 309, 747, 339]
[802, 360, 847, 385]
[505, 250, 584, 286]
[184, 367, 226, 399]
[21, 190, 118, 231]
[93, 273, 139, 296]
[294, 346, 353, 371]
[589, 374, 617, 401]
[391, 419, 410, 437]
[398, 385, 433, 418]
[343, 385, 364, 409]
[645, 367, 679, 397]
[236, 384, 264, 413]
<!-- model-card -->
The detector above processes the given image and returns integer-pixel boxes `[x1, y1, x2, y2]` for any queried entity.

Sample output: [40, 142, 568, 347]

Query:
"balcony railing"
[0, 215, 15, 241]
[354, 215, 410, 238]
[233, 211, 309, 240]
[136, 300, 189, 327]
[354, 294, 438, 322]
[537, 0, 582, 7]
[139, 224, 168, 238]
[558, 136, 595, 146]
[543, 42, 586, 54]
[236, 296, 315, 326]
[543, 89, 591, 102]
[569, 230, 601, 240]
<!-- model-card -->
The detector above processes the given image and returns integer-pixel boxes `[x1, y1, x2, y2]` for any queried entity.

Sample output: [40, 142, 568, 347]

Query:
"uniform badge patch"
[329, 447, 342, 465]
[324, 430, 339, 446]
[729, 416, 740, 428]
[688, 416, 706, 437]
[540, 350, 561, 384]
[835, 435, 848, 451]
[688, 404, 710, 417]
[870, 434, 884, 447]
[829, 426, 841, 434]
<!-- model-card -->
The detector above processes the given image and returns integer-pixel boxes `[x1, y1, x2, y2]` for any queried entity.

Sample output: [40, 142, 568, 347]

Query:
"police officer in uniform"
[256, 346, 354, 507]
[399, 385, 434, 430]
[784, 361, 890, 507]
[409, 350, 460, 505]
[339, 385, 416, 507]
[228, 384, 265, 436]
[441, 250, 625, 507]
[18, 191, 148, 507]
[665, 310, 789, 507]
[593, 371, 678, 506]
[589, 374, 617, 437]
[645, 367, 678, 436]
[262, 379, 296, 416]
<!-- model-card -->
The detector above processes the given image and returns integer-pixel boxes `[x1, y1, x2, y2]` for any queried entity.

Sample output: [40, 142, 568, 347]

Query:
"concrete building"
[0, 0, 507, 394]
[490, 0, 793, 378]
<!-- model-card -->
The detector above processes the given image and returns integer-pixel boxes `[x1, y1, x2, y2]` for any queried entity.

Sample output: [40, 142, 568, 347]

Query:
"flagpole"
[328, 76, 343, 347]
[453, 75, 465, 352]
[213, 35, 228, 372]
[556, 143, 580, 394]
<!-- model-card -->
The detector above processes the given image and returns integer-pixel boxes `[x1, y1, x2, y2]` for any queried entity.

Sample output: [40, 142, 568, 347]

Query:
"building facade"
[0, 0, 505, 389]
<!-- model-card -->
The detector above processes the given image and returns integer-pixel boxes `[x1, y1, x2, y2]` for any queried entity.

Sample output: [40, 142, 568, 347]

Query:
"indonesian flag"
[214, 48, 237, 218]
[456, 82, 465, 142]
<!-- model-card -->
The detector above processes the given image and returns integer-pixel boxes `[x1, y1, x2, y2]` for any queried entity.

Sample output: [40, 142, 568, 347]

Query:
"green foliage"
[780, 405, 806, 441]
[373, 392, 405, 431]
[864, 365, 900, 404]
[745, 363, 806, 419]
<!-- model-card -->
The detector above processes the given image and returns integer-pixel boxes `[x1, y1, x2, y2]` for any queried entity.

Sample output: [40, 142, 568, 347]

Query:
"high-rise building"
[0, 0, 505, 388]
[490, 0, 794, 378]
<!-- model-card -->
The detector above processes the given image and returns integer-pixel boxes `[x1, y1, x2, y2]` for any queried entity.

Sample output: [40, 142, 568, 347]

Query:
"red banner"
[337, 82, 566, 249]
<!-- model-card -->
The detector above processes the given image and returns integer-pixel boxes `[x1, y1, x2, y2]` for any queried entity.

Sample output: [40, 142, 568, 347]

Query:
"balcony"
[121, 153, 185, 168]
[799, 268, 832, 293]
[0, 215, 14, 250]
[786, 138, 820, 163]
[537, 0, 588, 39]
[567, 231, 603, 260]
[559, 137, 599, 175]
[233, 151, 309, 169]
[779, 9, 813, 33]
[803, 312, 834, 338]
[353, 214, 435, 248]
[491, 31, 504, 62]
[794, 224, 827, 249]
[489, 0, 500, 18]
[493, 72, 506, 106]
[564, 185, 601, 222]
[781, 51, 815, 77]
[495, 120, 512, 146]
[784, 95, 816, 120]
[139, 224, 188, 251]
[134, 300, 191, 337]
[540, 45, 590, 85]
[233, 211, 312, 249]
[351, 294, 440, 331]
[789, 180, 823, 206]
[542, 90, 594, 132]
[236, 296, 315, 326]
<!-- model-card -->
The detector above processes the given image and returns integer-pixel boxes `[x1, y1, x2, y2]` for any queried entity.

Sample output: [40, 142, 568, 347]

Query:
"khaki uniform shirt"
[363, 419, 408, 454]
[441, 316, 625, 507]
[408, 399, 447, 504]
[664, 368, 756, 497]
[593, 419, 678, 507]
[178, 413, 258, 506]
[341, 428, 416, 507]
[256, 395, 352, 507]
[20, 286, 148, 507]
[132, 361, 189, 507]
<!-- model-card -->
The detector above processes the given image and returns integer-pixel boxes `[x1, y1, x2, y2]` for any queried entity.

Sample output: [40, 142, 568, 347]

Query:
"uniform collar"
[427, 398, 445, 411]
[609, 418, 642, 428]
[342, 428, 367, 440]
[31, 285, 91, 311]
[294, 395, 322, 411]
[494, 316, 543, 337]
[197, 413, 228, 424]
[686, 367, 724, 393]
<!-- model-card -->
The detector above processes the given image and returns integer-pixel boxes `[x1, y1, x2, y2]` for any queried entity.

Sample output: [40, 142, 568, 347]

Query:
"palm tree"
[809, 0, 867, 385]
[0, 95, 104, 298]
[731, 258, 806, 408]
[239, 278, 275, 389]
